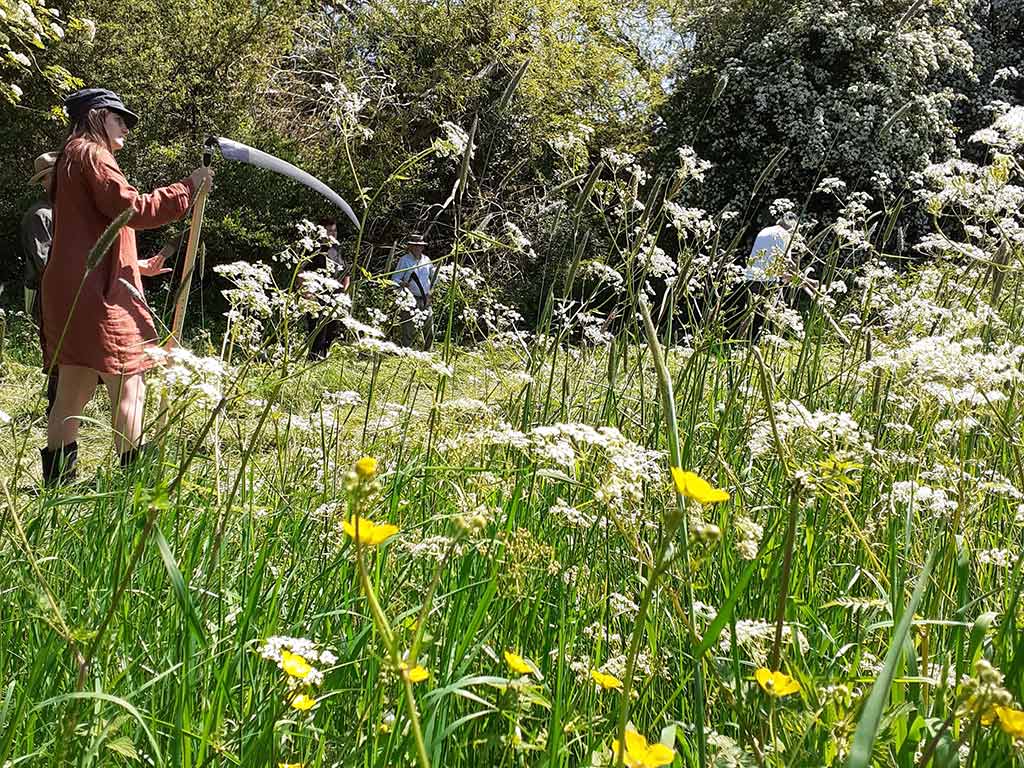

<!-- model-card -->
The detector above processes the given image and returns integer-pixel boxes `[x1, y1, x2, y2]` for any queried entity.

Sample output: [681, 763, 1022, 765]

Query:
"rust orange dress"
[42, 138, 194, 375]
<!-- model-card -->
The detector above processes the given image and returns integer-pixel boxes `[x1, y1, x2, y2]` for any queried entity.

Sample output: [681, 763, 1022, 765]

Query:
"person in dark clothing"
[21, 152, 58, 412]
[305, 218, 350, 360]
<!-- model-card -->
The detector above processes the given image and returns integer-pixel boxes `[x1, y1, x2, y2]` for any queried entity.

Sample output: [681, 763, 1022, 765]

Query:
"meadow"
[2, 115, 1024, 768]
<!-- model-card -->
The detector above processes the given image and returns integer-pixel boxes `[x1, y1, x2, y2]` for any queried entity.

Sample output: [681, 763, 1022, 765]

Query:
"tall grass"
[2, 129, 1024, 768]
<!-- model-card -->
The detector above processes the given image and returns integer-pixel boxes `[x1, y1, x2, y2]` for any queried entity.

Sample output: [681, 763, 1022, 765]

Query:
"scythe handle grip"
[202, 135, 216, 167]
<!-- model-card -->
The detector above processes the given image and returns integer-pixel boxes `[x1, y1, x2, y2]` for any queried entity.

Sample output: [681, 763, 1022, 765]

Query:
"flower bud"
[355, 456, 378, 479]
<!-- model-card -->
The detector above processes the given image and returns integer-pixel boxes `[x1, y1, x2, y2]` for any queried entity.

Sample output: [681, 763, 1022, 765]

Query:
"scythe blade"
[211, 136, 360, 229]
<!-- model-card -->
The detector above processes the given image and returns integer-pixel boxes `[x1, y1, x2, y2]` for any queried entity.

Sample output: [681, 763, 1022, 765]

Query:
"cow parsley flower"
[890, 481, 958, 519]
[676, 145, 711, 184]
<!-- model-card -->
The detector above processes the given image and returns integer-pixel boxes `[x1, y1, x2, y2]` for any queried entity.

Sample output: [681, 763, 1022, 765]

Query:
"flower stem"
[353, 533, 431, 768]
[614, 300, 707, 767]
[614, 555, 667, 766]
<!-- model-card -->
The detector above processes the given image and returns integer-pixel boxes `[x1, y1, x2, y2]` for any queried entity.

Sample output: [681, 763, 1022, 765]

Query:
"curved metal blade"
[213, 136, 360, 229]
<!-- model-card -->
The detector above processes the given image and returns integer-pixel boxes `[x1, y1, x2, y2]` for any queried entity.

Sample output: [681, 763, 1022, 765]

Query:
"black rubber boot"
[40, 442, 78, 487]
[119, 443, 153, 469]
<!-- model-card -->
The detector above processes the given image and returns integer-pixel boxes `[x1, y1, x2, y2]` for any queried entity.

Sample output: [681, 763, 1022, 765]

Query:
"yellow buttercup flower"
[355, 456, 378, 479]
[290, 693, 317, 711]
[281, 650, 312, 680]
[400, 662, 429, 683]
[670, 468, 729, 504]
[278, 763, 304, 768]
[995, 706, 1024, 738]
[755, 668, 801, 697]
[343, 516, 399, 546]
[611, 728, 675, 768]
[590, 669, 623, 690]
[504, 650, 534, 676]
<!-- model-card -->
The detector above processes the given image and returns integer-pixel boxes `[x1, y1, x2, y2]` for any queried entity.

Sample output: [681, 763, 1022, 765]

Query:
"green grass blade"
[695, 552, 763, 658]
[847, 541, 940, 768]
[31, 691, 163, 765]
[85, 207, 134, 272]
[154, 525, 207, 647]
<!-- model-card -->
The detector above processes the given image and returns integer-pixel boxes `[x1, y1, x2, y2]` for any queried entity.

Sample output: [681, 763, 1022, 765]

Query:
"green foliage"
[0, 0, 306, 286]
[1, 0, 1022, 330]
[657, 0, 984, 224]
[264, 0, 678, 269]
[3, 0, 1024, 765]
[0, 0, 82, 104]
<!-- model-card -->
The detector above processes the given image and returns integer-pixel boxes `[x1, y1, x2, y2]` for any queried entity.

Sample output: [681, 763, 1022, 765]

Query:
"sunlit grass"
[2, 119, 1024, 767]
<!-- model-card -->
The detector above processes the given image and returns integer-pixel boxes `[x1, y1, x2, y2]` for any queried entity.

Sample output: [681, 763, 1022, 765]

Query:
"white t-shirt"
[393, 252, 433, 298]
[743, 225, 791, 283]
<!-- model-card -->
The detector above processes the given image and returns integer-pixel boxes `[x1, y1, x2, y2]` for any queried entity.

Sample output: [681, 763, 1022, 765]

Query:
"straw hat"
[29, 152, 57, 184]
[407, 232, 428, 246]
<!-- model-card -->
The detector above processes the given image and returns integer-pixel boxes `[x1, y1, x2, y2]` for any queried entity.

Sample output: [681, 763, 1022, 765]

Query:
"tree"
[262, 0, 683, 311]
[0, 0, 305, 286]
[0, 0, 85, 105]
[657, 0, 980, 230]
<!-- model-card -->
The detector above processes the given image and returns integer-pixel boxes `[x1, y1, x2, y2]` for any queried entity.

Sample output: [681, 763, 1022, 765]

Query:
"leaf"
[0, 679, 15, 737]
[573, 160, 604, 217]
[711, 71, 729, 102]
[695, 553, 761, 658]
[31, 692, 162, 765]
[497, 58, 530, 112]
[424, 675, 510, 703]
[967, 611, 997, 668]
[438, 114, 478, 212]
[518, 685, 552, 710]
[549, 173, 588, 196]
[534, 468, 577, 484]
[847, 543, 939, 768]
[153, 526, 207, 647]
[437, 709, 495, 741]
[880, 100, 915, 139]
[932, 730, 959, 768]
[748, 146, 788, 203]
[456, 114, 478, 206]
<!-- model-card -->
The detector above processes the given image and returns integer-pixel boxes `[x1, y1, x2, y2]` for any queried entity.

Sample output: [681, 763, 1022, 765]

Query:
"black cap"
[63, 88, 139, 129]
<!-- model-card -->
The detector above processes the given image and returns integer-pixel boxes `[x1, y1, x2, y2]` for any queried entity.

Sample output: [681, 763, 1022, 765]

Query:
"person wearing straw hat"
[39, 87, 213, 485]
[20, 152, 59, 411]
[392, 231, 434, 350]
[21, 152, 56, 320]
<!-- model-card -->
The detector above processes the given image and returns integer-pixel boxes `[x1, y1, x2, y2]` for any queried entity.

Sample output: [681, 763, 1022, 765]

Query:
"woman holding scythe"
[40, 88, 213, 485]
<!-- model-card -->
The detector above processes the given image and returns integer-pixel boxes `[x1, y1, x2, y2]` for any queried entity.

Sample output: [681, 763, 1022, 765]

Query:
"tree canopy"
[1, 0, 1021, 311]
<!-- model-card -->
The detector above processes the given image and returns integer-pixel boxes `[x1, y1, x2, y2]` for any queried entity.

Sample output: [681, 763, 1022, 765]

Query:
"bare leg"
[47, 365, 99, 449]
[100, 372, 146, 456]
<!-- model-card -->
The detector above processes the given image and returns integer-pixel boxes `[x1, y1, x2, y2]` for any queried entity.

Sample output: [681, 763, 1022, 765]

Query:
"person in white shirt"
[743, 212, 797, 283]
[392, 232, 434, 350]
[726, 212, 799, 340]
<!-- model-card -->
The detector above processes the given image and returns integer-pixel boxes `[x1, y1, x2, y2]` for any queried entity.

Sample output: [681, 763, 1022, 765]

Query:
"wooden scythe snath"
[157, 139, 214, 431]
[171, 140, 214, 341]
